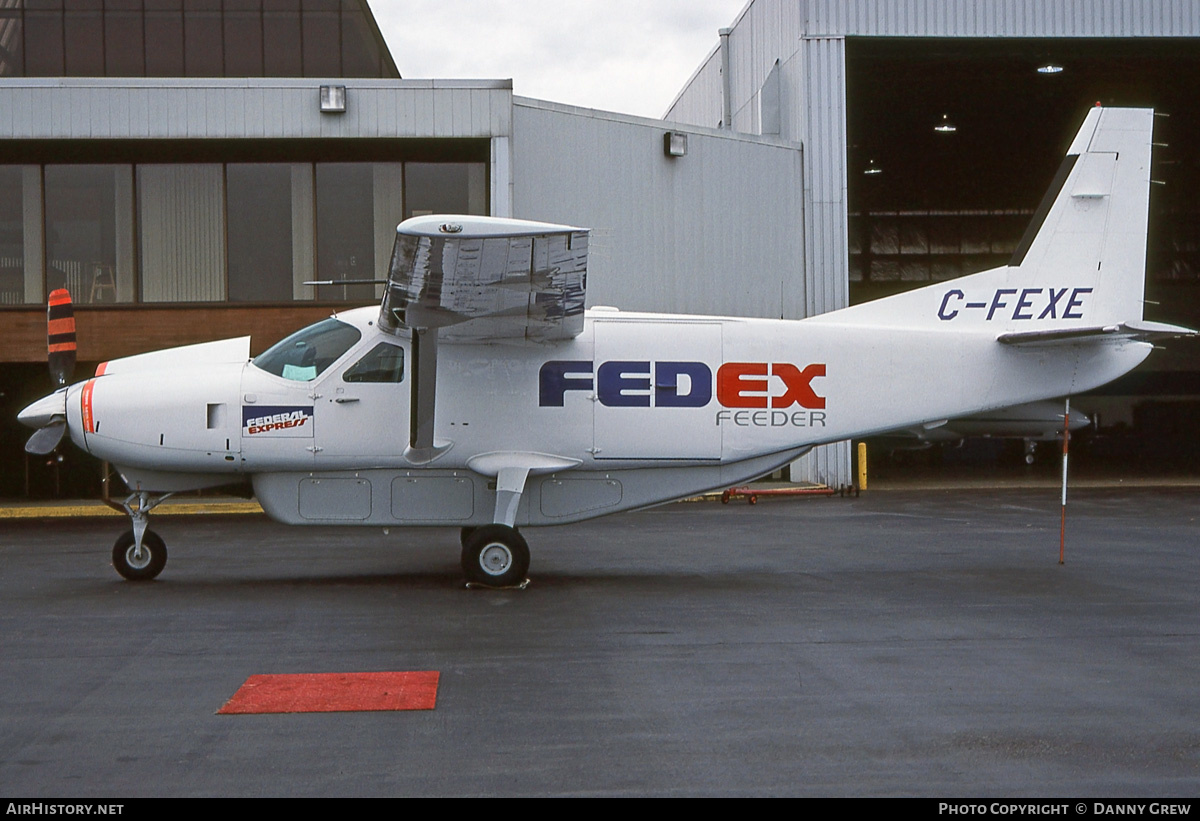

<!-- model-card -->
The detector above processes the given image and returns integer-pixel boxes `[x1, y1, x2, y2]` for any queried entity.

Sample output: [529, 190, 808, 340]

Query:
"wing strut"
[405, 327, 451, 465]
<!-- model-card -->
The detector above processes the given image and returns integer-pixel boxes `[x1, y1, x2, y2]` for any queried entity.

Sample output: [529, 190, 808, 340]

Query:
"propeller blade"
[25, 420, 67, 455]
[48, 288, 76, 388]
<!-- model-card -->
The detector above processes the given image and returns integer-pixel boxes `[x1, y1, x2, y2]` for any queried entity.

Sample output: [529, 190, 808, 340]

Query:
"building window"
[144, 0, 185, 76]
[106, 0, 147, 77]
[0, 0, 399, 79]
[263, 0, 303, 76]
[22, 3, 64, 77]
[405, 163, 488, 218]
[138, 165, 226, 302]
[315, 163, 381, 302]
[302, 0, 341, 78]
[227, 164, 296, 303]
[0, 166, 40, 306]
[44, 165, 135, 305]
[223, 0, 265, 76]
[63, 0, 104, 77]
[0, 3, 25, 76]
[2, 158, 487, 307]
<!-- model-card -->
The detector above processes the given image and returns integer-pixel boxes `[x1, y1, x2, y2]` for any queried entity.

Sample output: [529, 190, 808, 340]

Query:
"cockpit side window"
[343, 342, 405, 383]
[252, 319, 362, 382]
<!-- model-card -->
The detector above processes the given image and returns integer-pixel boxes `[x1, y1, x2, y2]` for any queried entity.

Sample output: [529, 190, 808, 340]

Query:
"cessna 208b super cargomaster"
[17, 106, 1195, 587]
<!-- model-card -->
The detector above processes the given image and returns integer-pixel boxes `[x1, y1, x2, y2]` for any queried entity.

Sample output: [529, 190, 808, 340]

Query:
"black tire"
[461, 524, 530, 587]
[112, 529, 167, 581]
[459, 526, 478, 547]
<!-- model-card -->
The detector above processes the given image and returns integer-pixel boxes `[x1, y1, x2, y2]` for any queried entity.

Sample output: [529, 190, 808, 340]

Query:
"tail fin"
[1008, 105, 1152, 325]
[819, 106, 1159, 334]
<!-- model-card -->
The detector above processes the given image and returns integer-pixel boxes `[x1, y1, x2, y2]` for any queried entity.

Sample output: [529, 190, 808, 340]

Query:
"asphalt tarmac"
[2, 487, 1198, 797]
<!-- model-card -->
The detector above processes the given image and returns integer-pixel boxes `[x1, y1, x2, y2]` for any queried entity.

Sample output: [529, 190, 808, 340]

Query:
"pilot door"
[311, 339, 409, 468]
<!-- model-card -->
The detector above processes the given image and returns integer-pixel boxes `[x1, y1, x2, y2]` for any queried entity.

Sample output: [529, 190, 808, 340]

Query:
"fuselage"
[54, 303, 1151, 527]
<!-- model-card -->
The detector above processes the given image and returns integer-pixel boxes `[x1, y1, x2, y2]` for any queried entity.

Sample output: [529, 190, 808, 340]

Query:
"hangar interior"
[847, 36, 1200, 469]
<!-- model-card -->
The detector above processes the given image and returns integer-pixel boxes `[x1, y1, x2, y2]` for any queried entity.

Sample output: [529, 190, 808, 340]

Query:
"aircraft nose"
[18, 389, 68, 430]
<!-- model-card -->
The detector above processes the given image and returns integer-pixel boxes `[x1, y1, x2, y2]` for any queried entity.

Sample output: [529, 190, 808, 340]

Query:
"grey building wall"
[511, 98, 805, 321]
[0, 78, 512, 140]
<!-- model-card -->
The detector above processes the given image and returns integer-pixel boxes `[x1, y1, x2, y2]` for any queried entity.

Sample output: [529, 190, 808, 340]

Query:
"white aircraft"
[17, 106, 1194, 587]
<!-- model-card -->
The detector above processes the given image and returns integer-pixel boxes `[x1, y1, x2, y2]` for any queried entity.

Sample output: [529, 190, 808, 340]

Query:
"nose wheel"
[461, 524, 529, 588]
[111, 491, 174, 581]
[112, 529, 167, 581]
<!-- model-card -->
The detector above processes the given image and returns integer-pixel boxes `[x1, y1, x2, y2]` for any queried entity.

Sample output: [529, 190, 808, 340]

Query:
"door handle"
[334, 397, 360, 404]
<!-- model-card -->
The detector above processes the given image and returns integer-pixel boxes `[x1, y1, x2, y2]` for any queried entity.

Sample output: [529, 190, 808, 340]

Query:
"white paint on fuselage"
[76, 304, 1150, 506]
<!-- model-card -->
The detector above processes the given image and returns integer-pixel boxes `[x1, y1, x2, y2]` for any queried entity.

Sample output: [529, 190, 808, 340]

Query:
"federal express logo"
[539, 360, 827, 428]
[242, 405, 314, 437]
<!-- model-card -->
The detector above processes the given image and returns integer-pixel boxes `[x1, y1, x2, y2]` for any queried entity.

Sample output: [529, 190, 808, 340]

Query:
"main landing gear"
[111, 491, 173, 581]
[459, 464, 534, 588]
[460, 525, 530, 588]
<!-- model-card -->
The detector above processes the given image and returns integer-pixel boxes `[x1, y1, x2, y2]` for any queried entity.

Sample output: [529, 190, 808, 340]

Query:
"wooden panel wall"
[1, 305, 341, 364]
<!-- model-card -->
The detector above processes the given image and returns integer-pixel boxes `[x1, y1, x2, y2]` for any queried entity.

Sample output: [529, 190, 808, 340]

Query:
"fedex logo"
[938, 287, 1092, 322]
[242, 405, 314, 438]
[539, 360, 826, 410]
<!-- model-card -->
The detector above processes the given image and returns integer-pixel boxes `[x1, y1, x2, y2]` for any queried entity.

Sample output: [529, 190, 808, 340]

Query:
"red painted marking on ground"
[218, 671, 439, 714]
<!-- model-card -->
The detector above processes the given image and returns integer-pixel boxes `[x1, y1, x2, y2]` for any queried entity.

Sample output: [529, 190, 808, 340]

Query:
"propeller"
[48, 288, 77, 388]
[20, 289, 76, 455]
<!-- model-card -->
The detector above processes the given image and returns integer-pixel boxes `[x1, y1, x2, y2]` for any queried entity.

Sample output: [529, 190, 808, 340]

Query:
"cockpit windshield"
[252, 318, 362, 382]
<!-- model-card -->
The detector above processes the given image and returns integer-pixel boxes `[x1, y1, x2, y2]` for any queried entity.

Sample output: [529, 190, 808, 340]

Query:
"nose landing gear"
[111, 491, 174, 581]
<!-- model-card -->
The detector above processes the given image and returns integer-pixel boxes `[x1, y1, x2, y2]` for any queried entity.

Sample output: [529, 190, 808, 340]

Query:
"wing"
[379, 215, 588, 342]
[376, 215, 589, 463]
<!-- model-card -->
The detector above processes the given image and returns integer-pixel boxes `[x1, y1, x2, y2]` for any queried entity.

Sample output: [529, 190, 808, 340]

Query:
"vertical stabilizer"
[1009, 106, 1153, 326]
[817, 107, 1155, 333]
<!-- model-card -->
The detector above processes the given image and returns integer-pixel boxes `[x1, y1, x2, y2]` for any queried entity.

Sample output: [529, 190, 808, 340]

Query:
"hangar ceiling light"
[1037, 63, 1065, 74]
[934, 114, 957, 133]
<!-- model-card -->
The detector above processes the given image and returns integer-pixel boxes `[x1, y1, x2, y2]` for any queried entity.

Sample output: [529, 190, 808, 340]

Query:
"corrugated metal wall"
[0, 79, 512, 141]
[511, 99, 804, 321]
[805, 0, 1200, 37]
[665, 47, 724, 126]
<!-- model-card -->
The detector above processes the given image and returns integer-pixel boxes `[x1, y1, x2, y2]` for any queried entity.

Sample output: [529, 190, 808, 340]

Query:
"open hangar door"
[846, 37, 1200, 476]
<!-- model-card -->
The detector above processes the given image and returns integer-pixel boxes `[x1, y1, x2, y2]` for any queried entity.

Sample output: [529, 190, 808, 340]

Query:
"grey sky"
[371, 0, 744, 119]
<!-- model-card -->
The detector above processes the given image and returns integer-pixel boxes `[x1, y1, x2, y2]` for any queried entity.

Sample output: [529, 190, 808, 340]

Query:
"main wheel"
[112, 529, 167, 581]
[459, 526, 478, 547]
[461, 524, 530, 587]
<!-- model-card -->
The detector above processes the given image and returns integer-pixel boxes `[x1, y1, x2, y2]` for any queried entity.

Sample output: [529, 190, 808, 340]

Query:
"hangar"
[667, 0, 1200, 484]
[2, 0, 1197, 496]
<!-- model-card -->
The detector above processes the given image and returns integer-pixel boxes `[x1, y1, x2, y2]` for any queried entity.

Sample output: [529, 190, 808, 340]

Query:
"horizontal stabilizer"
[997, 320, 1196, 346]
